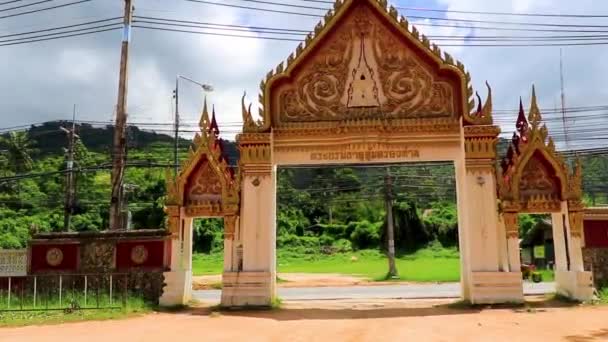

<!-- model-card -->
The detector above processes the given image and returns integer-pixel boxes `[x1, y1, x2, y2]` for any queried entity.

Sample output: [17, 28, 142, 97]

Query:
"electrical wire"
[0, 26, 121, 47]
[0, 0, 92, 20]
[0, 0, 55, 13]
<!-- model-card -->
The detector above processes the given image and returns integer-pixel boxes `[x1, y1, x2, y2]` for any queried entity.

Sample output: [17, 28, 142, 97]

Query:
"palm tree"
[0, 132, 35, 203]
[0, 131, 35, 174]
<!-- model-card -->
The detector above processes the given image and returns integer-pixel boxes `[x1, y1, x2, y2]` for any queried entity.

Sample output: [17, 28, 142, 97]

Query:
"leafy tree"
[0, 131, 35, 174]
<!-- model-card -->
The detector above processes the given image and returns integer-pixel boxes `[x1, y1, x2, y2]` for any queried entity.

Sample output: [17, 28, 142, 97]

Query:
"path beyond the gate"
[193, 282, 555, 302]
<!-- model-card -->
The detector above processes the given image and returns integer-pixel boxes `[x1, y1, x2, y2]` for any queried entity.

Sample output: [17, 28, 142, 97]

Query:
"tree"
[0, 131, 35, 174]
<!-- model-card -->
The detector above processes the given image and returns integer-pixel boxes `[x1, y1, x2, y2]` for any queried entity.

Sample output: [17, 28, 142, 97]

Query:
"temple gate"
[160, 0, 594, 306]
[499, 91, 593, 301]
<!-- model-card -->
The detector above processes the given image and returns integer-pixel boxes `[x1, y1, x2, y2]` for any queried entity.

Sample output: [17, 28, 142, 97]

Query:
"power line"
[183, 0, 322, 17]
[0, 0, 27, 6]
[242, 0, 608, 19]
[0, 0, 92, 20]
[0, 17, 121, 39]
[0, 22, 122, 44]
[394, 6, 608, 19]
[0, 26, 120, 47]
[133, 25, 302, 41]
[0, 0, 55, 13]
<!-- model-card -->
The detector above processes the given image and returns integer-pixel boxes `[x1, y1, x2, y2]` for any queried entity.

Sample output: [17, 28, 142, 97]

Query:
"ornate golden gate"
[160, 0, 593, 307]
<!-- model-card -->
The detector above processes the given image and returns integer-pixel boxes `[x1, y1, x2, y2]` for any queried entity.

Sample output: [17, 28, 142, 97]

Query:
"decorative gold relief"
[276, 5, 457, 123]
[224, 215, 238, 240]
[568, 210, 584, 238]
[165, 100, 241, 239]
[499, 85, 582, 213]
[46, 248, 63, 267]
[464, 82, 493, 125]
[250, 0, 477, 133]
[503, 213, 519, 239]
[130, 245, 149, 265]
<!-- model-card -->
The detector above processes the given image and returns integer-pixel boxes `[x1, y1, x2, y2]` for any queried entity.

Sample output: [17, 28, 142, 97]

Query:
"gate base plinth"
[469, 272, 524, 304]
[221, 271, 274, 307]
[159, 270, 192, 307]
[556, 271, 594, 302]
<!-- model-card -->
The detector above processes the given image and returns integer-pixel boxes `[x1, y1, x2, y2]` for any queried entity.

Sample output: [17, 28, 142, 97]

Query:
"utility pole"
[60, 105, 79, 232]
[559, 49, 570, 152]
[173, 77, 180, 176]
[109, 0, 133, 230]
[384, 167, 398, 279]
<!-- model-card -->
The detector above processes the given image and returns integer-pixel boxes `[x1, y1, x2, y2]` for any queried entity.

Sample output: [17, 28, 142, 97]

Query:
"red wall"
[584, 220, 608, 248]
[116, 241, 167, 271]
[30, 244, 79, 273]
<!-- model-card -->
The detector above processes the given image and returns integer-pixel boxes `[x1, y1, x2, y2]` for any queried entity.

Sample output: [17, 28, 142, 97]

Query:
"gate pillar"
[463, 125, 524, 304]
[554, 200, 594, 301]
[222, 133, 276, 307]
[160, 206, 194, 306]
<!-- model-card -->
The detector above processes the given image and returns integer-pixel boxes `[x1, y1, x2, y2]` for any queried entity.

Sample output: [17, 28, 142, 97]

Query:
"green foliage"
[350, 220, 382, 249]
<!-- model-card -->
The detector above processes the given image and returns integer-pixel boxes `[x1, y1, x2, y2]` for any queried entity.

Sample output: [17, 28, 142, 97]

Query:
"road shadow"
[176, 297, 580, 321]
[564, 329, 608, 342]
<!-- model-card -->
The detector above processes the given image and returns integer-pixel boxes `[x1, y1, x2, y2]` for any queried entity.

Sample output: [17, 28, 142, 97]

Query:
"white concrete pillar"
[563, 203, 585, 272]
[454, 157, 472, 300]
[497, 215, 509, 272]
[551, 212, 569, 272]
[507, 236, 521, 272]
[223, 238, 234, 272]
[224, 164, 276, 306]
[503, 213, 521, 272]
[160, 212, 193, 307]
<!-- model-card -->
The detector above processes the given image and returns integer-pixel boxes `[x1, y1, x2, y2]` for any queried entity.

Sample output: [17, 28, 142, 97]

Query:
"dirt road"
[2, 299, 607, 342]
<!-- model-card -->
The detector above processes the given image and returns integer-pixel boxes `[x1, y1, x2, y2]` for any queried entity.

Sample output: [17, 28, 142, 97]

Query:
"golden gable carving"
[243, 0, 493, 133]
[499, 86, 582, 213]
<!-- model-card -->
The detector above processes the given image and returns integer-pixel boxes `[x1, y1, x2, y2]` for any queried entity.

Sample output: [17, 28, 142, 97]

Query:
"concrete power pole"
[60, 105, 79, 232]
[384, 167, 399, 279]
[109, 0, 133, 230]
[173, 77, 180, 176]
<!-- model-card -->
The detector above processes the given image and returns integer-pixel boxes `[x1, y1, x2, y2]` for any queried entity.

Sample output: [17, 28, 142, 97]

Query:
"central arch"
[228, 0, 510, 306]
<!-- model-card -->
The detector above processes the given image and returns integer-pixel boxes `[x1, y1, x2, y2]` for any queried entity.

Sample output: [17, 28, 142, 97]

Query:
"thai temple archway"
[160, 0, 594, 307]
[498, 89, 593, 301]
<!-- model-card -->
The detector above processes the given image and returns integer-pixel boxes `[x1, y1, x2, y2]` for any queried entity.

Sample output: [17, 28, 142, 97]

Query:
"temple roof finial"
[210, 104, 219, 135]
[528, 85, 542, 127]
[199, 96, 210, 132]
[516, 97, 528, 140]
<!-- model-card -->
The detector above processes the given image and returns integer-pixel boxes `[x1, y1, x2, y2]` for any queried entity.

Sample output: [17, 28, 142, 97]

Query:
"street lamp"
[173, 75, 214, 175]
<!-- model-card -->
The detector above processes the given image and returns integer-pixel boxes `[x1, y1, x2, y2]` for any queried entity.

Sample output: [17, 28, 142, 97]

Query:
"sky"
[1, 0, 607, 149]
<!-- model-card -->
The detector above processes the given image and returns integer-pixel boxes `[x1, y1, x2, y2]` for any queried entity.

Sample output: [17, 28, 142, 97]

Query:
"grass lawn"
[193, 247, 461, 282]
[0, 297, 152, 327]
[538, 269, 555, 282]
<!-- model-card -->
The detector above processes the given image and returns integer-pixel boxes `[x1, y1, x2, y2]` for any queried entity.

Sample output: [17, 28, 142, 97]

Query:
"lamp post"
[173, 75, 214, 175]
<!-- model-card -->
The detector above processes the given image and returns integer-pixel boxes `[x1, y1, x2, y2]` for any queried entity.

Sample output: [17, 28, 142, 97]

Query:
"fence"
[0, 273, 146, 312]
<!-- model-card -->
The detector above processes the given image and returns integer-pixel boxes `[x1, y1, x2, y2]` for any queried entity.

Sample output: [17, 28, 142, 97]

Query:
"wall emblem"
[131, 245, 149, 265]
[46, 248, 63, 267]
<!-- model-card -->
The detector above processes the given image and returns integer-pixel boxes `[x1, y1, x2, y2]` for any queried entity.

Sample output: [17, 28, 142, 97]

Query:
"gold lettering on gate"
[298, 143, 420, 162]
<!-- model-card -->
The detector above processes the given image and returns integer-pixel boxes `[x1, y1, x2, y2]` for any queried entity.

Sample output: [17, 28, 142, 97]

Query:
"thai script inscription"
[311, 149, 420, 162]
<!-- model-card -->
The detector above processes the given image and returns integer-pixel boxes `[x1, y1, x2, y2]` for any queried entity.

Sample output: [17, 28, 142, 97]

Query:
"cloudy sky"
[1, 0, 607, 149]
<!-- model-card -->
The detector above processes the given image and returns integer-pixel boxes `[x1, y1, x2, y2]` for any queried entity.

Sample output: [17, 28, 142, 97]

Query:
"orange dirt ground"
[1, 298, 608, 342]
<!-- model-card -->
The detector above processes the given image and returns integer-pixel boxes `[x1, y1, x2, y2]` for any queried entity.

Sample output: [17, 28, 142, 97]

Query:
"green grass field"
[0, 296, 152, 327]
[193, 247, 462, 282]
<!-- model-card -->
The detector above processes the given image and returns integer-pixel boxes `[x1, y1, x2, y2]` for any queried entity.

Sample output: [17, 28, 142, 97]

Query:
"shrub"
[350, 220, 382, 250]
[332, 239, 353, 253]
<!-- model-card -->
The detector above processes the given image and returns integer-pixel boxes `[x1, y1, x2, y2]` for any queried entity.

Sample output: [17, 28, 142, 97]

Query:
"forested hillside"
[0, 121, 606, 252]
